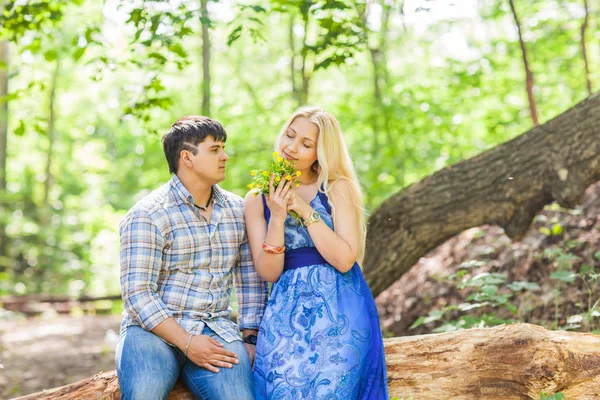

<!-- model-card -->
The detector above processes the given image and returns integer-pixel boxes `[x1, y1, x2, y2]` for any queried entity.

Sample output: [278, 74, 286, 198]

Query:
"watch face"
[243, 335, 258, 345]
[311, 211, 321, 221]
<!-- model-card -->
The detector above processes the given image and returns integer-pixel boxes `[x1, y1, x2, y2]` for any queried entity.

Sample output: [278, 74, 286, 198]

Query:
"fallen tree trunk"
[14, 323, 600, 400]
[0, 294, 123, 316]
[364, 93, 600, 297]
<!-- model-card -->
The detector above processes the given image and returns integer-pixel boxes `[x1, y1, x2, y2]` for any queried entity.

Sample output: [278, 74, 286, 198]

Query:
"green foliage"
[539, 391, 566, 400]
[412, 240, 600, 335]
[545, 247, 600, 332]
[410, 260, 541, 332]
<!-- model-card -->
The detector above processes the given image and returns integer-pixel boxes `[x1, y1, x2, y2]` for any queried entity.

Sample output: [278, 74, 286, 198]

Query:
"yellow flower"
[272, 151, 279, 157]
[247, 183, 255, 189]
[277, 156, 283, 163]
[275, 176, 281, 183]
[285, 175, 292, 181]
[262, 170, 269, 177]
[250, 170, 257, 176]
[295, 170, 301, 177]
[296, 183, 300, 187]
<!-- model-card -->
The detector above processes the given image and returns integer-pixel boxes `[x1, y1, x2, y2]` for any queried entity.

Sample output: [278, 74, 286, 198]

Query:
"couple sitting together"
[116, 107, 389, 400]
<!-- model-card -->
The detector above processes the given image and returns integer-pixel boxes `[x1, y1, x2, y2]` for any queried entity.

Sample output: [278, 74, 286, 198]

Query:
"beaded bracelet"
[184, 333, 194, 357]
[262, 241, 285, 254]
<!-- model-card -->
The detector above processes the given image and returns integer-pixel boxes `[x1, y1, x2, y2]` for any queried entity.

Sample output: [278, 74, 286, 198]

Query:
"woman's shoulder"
[327, 179, 355, 199]
[244, 190, 265, 211]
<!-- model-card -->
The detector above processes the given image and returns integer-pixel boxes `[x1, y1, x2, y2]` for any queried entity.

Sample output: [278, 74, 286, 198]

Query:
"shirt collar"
[170, 174, 227, 207]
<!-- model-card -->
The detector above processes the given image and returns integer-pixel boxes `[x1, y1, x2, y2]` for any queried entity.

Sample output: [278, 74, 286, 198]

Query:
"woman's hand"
[288, 190, 313, 220]
[266, 174, 294, 223]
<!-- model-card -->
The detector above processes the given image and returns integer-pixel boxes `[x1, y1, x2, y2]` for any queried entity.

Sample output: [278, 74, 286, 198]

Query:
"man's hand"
[244, 343, 256, 370]
[186, 335, 239, 373]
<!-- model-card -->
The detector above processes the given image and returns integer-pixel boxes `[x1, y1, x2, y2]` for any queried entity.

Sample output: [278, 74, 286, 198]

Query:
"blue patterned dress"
[253, 190, 388, 400]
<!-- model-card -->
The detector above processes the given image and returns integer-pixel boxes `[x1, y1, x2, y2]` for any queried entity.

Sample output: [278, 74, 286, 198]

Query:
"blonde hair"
[276, 106, 367, 264]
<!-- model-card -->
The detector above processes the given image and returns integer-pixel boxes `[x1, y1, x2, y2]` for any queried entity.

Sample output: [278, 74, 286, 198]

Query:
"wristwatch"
[243, 334, 258, 345]
[303, 210, 321, 227]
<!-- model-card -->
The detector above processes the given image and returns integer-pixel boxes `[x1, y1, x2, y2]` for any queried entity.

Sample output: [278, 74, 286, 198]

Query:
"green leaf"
[481, 285, 498, 296]
[14, 120, 26, 136]
[127, 8, 144, 26]
[409, 316, 426, 330]
[539, 227, 551, 236]
[227, 25, 243, 46]
[540, 392, 566, 400]
[44, 50, 58, 61]
[168, 43, 187, 58]
[551, 223, 563, 236]
[507, 281, 540, 291]
[73, 47, 86, 61]
[550, 270, 576, 284]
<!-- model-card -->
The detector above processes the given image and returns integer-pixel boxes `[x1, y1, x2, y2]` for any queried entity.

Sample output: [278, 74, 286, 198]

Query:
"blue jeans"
[115, 325, 254, 400]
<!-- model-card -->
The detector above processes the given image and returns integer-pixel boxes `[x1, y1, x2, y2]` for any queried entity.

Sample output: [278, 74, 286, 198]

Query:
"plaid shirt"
[119, 174, 268, 343]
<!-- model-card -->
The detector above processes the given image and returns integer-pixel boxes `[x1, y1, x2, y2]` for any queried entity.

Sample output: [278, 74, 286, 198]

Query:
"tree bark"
[0, 1, 9, 261]
[581, 0, 592, 95]
[508, 0, 539, 126]
[200, 0, 211, 116]
[289, 14, 301, 107]
[43, 57, 59, 206]
[0, 294, 123, 315]
[14, 324, 600, 399]
[299, 12, 310, 106]
[364, 93, 600, 297]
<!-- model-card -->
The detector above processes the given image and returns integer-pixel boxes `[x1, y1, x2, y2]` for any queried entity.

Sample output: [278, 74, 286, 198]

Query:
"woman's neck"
[298, 169, 318, 185]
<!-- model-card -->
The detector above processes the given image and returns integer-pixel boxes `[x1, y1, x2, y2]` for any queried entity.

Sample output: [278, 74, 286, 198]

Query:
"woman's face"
[278, 116, 319, 173]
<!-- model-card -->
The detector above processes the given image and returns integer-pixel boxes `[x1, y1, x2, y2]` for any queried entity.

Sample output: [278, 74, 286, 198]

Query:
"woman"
[244, 107, 388, 399]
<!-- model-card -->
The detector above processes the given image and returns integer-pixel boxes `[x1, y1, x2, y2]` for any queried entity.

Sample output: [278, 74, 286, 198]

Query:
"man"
[116, 116, 268, 400]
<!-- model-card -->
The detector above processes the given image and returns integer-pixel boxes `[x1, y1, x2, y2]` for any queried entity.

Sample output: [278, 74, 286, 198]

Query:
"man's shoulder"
[121, 182, 174, 225]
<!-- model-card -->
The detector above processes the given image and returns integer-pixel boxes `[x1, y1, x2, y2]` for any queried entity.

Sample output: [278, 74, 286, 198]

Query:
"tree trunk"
[364, 93, 600, 297]
[299, 12, 310, 106]
[0, 1, 9, 262]
[43, 58, 59, 206]
[289, 14, 301, 107]
[581, 0, 592, 95]
[14, 324, 600, 399]
[508, 0, 538, 126]
[200, 0, 211, 116]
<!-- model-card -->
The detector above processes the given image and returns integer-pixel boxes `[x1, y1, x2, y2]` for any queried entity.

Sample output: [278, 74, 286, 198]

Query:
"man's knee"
[116, 326, 180, 399]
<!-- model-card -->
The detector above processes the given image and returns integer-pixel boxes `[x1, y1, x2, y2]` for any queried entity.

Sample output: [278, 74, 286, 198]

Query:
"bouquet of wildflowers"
[248, 152, 303, 222]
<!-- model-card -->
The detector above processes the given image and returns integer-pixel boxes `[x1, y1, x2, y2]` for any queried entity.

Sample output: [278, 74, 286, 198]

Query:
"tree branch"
[364, 93, 600, 297]
[508, 0, 539, 126]
[581, 0, 592, 95]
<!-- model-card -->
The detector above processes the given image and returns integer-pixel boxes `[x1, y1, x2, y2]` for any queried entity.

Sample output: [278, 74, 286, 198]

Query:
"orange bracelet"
[262, 242, 286, 254]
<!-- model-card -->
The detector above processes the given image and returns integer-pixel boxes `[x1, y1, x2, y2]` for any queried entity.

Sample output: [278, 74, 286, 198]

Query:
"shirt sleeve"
[119, 209, 173, 331]
[234, 228, 269, 331]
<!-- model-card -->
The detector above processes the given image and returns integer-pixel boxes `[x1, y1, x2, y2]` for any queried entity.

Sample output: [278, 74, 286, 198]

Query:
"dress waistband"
[284, 247, 327, 272]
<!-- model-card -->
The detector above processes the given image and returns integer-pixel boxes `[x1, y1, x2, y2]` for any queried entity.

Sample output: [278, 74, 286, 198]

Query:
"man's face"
[183, 135, 229, 184]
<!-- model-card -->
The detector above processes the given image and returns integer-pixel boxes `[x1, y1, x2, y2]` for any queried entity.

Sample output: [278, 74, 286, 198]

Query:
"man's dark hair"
[162, 116, 227, 174]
